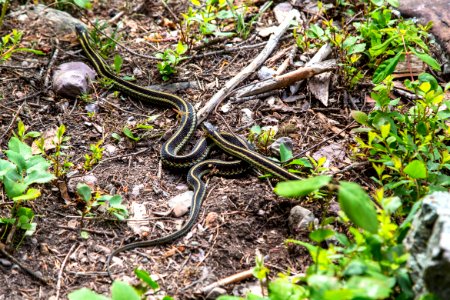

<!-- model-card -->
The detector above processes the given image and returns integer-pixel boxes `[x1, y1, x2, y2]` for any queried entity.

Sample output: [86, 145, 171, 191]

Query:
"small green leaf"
[279, 143, 293, 163]
[4, 175, 28, 198]
[68, 288, 110, 300]
[310, 228, 334, 243]
[274, 176, 331, 198]
[380, 123, 390, 140]
[108, 195, 123, 206]
[73, 0, 92, 9]
[111, 281, 140, 300]
[0, 159, 16, 177]
[24, 170, 55, 185]
[111, 132, 122, 142]
[134, 269, 159, 290]
[80, 231, 90, 239]
[404, 160, 427, 179]
[373, 51, 403, 84]
[338, 182, 379, 233]
[8, 136, 33, 158]
[351, 110, 368, 125]
[122, 127, 140, 141]
[250, 125, 261, 135]
[77, 183, 92, 202]
[410, 48, 441, 71]
[176, 42, 187, 55]
[113, 54, 123, 74]
[13, 188, 41, 201]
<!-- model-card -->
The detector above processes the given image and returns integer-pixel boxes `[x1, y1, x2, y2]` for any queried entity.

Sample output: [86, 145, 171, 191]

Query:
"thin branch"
[196, 10, 299, 121]
[0, 244, 50, 285]
[234, 59, 336, 98]
[55, 243, 78, 300]
[199, 268, 254, 294]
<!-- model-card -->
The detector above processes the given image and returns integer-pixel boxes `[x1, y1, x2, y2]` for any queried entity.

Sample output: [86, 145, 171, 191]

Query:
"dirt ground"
[0, 1, 384, 299]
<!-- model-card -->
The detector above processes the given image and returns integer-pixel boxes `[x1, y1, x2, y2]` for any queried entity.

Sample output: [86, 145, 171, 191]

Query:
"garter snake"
[75, 24, 301, 280]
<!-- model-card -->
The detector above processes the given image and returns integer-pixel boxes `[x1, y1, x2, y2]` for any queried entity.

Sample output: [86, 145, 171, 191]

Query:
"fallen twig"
[234, 59, 336, 98]
[199, 268, 254, 294]
[196, 10, 299, 121]
[55, 243, 77, 300]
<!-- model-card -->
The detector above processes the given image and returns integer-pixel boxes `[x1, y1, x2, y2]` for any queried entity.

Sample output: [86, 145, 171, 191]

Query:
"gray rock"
[168, 191, 194, 217]
[67, 175, 98, 193]
[10, 4, 86, 35]
[404, 192, 450, 299]
[240, 108, 254, 125]
[0, 258, 12, 267]
[288, 205, 316, 233]
[257, 66, 276, 80]
[269, 137, 294, 156]
[273, 2, 294, 24]
[53, 62, 96, 98]
[85, 102, 99, 113]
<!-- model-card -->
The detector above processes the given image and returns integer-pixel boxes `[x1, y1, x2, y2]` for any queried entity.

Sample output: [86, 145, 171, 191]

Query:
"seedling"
[0, 29, 44, 61]
[0, 136, 55, 246]
[84, 140, 105, 170]
[155, 42, 188, 81]
[36, 124, 74, 178]
[76, 183, 128, 222]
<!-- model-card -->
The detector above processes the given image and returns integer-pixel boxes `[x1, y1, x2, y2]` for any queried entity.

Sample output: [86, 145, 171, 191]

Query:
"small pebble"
[0, 258, 12, 267]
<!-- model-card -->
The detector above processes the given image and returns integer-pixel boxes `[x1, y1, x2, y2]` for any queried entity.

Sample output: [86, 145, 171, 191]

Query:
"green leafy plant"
[155, 42, 188, 81]
[221, 176, 414, 299]
[13, 119, 40, 141]
[226, 0, 272, 39]
[84, 140, 105, 170]
[181, 0, 234, 45]
[76, 183, 128, 221]
[36, 124, 74, 178]
[1, 29, 44, 61]
[248, 125, 277, 153]
[295, 0, 438, 88]
[352, 74, 449, 203]
[88, 21, 121, 57]
[68, 268, 173, 300]
[0, 136, 55, 246]
[122, 118, 155, 142]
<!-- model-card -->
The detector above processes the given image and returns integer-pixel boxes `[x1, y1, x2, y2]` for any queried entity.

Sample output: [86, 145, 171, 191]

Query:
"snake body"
[75, 24, 301, 280]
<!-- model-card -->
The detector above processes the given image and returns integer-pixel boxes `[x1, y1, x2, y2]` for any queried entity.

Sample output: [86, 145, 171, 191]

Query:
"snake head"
[75, 24, 88, 36]
[202, 122, 217, 135]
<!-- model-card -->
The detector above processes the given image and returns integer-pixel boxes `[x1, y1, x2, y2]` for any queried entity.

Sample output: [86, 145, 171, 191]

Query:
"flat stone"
[168, 191, 194, 217]
[288, 205, 316, 233]
[404, 191, 450, 298]
[10, 4, 86, 35]
[273, 2, 294, 24]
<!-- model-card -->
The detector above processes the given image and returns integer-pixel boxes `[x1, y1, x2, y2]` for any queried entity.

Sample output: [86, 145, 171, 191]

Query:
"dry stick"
[107, 1, 145, 24]
[55, 243, 77, 300]
[0, 244, 50, 285]
[196, 10, 299, 122]
[43, 45, 59, 90]
[0, 102, 24, 141]
[275, 45, 298, 75]
[289, 43, 332, 95]
[200, 268, 254, 294]
[234, 59, 336, 98]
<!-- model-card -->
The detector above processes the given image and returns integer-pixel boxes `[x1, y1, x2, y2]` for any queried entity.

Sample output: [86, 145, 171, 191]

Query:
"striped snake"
[75, 24, 301, 280]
